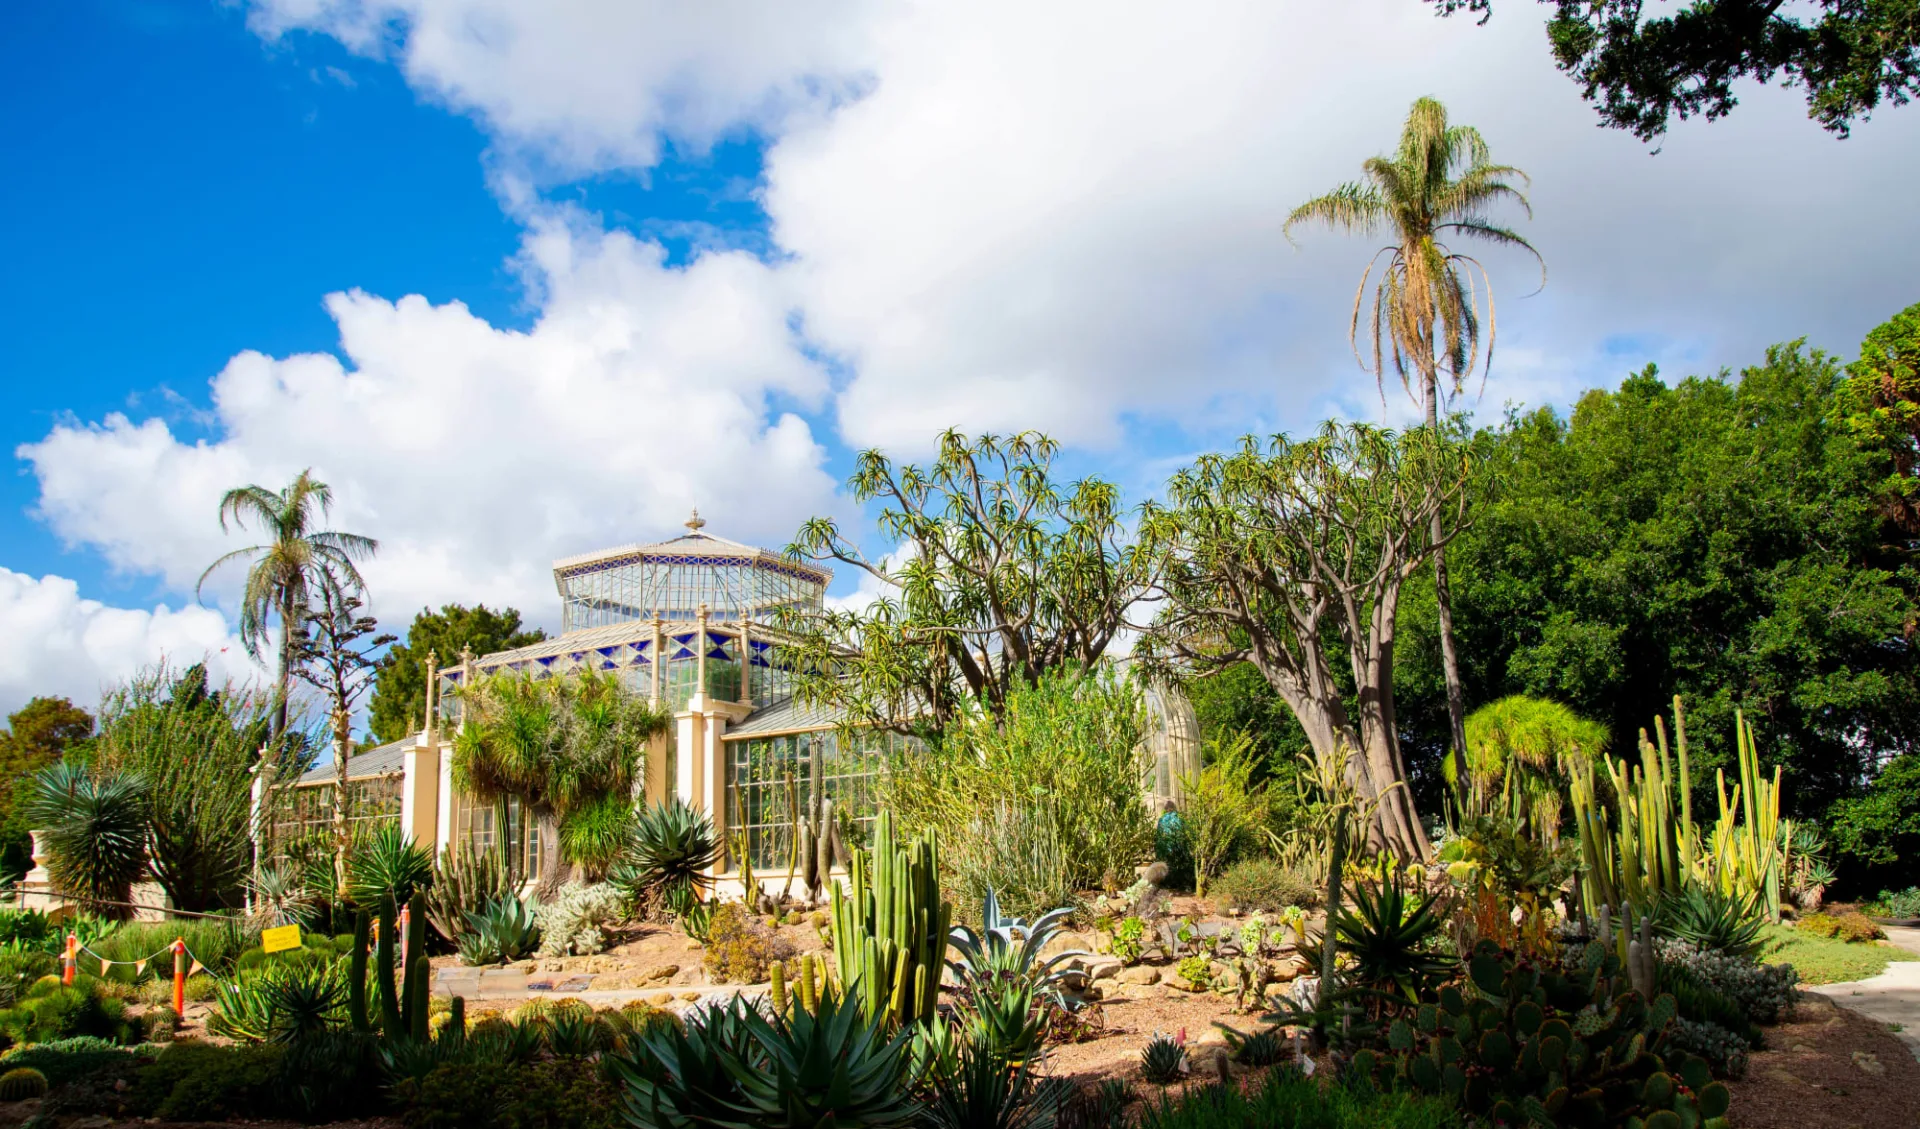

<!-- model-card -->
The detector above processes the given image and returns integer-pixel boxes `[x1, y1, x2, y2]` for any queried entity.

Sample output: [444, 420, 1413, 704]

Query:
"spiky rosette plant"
[1139, 1032, 1187, 1085]
[25, 763, 149, 920]
[612, 797, 720, 909]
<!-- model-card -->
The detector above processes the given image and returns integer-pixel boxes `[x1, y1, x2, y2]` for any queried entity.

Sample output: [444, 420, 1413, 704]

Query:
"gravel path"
[1802, 925, 1920, 1062]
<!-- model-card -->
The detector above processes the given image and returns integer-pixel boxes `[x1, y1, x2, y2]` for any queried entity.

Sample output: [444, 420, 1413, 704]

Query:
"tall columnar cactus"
[348, 910, 371, 1034]
[402, 895, 429, 1038]
[829, 811, 951, 1028]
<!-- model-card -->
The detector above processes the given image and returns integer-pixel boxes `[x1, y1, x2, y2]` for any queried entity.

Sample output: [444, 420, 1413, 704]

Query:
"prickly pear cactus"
[1349, 941, 1732, 1129]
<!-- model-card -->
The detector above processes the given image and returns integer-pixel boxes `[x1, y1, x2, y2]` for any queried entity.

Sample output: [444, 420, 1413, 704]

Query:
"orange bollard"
[62, 932, 77, 985]
[399, 904, 409, 967]
[171, 939, 187, 1015]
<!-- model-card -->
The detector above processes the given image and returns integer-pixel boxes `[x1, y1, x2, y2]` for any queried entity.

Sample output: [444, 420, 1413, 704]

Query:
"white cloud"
[0, 570, 258, 717]
[247, 0, 881, 178]
[19, 215, 842, 637]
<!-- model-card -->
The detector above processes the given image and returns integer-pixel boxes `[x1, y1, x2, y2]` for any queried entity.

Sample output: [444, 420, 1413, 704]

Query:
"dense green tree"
[1835, 300, 1920, 535]
[1824, 752, 1920, 890]
[1392, 342, 1918, 884]
[367, 604, 545, 744]
[782, 430, 1157, 735]
[1287, 96, 1540, 780]
[0, 697, 94, 881]
[1429, 0, 1920, 140]
[198, 470, 378, 741]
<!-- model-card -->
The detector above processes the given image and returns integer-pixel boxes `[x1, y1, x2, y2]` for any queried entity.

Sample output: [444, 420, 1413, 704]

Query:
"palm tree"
[197, 470, 378, 742]
[1285, 96, 1541, 786]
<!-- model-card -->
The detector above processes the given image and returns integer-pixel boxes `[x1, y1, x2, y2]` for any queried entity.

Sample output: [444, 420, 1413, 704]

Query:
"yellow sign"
[261, 924, 303, 954]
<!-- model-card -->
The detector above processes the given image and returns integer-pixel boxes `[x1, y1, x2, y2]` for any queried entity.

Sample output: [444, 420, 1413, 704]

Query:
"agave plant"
[960, 976, 1050, 1069]
[920, 1033, 1069, 1129]
[458, 895, 541, 966]
[947, 888, 1090, 990]
[542, 1002, 611, 1056]
[615, 993, 920, 1129]
[25, 763, 149, 920]
[1138, 1032, 1186, 1085]
[612, 797, 720, 908]
[1322, 876, 1454, 1010]
[1657, 886, 1765, 959]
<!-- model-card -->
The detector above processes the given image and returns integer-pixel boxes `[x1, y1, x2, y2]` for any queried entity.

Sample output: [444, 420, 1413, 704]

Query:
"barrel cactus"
[1350, 939, 1732, 1129]
[0, 1067, 48, 1101]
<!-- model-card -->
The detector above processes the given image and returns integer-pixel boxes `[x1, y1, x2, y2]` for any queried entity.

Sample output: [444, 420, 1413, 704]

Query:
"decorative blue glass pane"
[706, 648, 730, 660]
[672, 647, 696, 659]
[749, 639, 772, 653]
[537, 656, 556, 668]
[749, 656, 771, 668]
[672, 633, 696, 645]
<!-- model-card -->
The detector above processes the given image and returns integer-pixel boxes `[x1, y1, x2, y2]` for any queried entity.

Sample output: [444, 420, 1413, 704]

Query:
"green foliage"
[1138, 1032, 1187, 1085]
[1140, 1069, 1464, 1129]
[882, 668, 1152, 915]
[1430, 0, 1920, 139]
[1661, 937, 1800, 1020]
[1326, 877, 1456, 1009]
[780, 429, 1156, 737]
[1350, 939, 1730, 1128]
[1837, 300, 1920, 531]
[0, 1036, 135, 1087]
[1401, 350, 1919, 887]
[0, 973, 143, 1046]
[919, 1031, 1067, 1129]
[1657, 888, 1765, 959]
[89, 918, 247, 983]
[457, 895, 540, 966]
[1870, 886, 1920, 918]
[208, 951, 349, 1042]
[1179, 735, 1270, 896]
[1795, 910, 1883, 943]
[1456, 694, 1607, 838]
[0, 1065, 48, 1100]
[130, 1040, 287, 1122]
[346, 824, 436, 916]
[1826, 753, 1920, 890]
[831, 811, 951, 1028]
[1110, 916, 1147, 965]
[612, 993, 920, 1129]
[0, 696, 93, 882]
[369, 603, 545, 744]
[425, 840, 515, 945]
[612, 796, 719, 907]
[397, 1057, 621, 1129]
[701, 902, 795, 984]
[1210, 858, 1319, 915]
[24, 762, 148, 919]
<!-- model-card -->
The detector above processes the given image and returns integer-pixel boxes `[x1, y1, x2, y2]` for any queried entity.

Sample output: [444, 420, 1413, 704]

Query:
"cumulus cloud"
[0, 570, 259, 716]
[20, 215, 842, 635]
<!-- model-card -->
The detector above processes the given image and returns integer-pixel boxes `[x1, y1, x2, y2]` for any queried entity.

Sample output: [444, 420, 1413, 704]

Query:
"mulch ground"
[1727, 991, 1920, 1129]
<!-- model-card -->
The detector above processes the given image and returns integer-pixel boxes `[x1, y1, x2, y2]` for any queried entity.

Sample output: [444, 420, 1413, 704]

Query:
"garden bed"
[1725, 991, 1920, 1129]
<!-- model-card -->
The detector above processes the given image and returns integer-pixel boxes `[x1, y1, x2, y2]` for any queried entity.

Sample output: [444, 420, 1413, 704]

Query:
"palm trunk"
[1425, 378, 1471, 792]
[533, 804, 565, 901]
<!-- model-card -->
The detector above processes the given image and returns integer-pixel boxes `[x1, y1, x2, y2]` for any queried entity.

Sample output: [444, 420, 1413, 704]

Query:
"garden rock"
[1117, 966, 1160, 985]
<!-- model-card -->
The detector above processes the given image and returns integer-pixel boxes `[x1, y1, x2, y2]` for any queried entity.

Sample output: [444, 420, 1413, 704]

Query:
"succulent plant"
[0, 1066, 47, 1101]
[457, 895, 541, 965]
[1349, 940, 1733, 1129]
[1218, 1023, 1287, 1066]
[1139, 1031, 1187, 1085]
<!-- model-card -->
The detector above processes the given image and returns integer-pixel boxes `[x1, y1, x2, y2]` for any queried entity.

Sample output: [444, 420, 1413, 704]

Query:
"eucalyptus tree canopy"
[1140, 422, 1479, 860]
[1429, 0, 1920, 140]
[197, 470, 378, 740]
[781, 429, 1157, 735]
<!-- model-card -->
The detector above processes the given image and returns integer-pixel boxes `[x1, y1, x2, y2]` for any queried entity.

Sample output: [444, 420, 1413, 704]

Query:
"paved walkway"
[1803, 925, 1920, 1061]
[431, 966, 768, 1011]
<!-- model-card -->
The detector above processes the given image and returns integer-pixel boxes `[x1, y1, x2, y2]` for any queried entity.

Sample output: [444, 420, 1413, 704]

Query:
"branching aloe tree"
[1140, 422, 1478, 860]
[289, 576, 395, 901]
[780, 429, 1158, 734]
[1285, 97, 1539, 791]
[197, 470, 378, 742]
[452, 669, 668, 898]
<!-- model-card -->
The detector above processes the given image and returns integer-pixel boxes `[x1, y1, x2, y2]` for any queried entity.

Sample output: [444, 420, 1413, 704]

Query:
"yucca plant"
[261, 962, 349, 1043]
[345, 825, 435, 915]
[26, 763, 149, 920]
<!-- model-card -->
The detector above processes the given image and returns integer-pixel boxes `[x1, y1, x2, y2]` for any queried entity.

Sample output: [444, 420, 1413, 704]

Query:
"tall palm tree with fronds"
[197, 470, 378, 741]
[1285, 97, 1541, 786]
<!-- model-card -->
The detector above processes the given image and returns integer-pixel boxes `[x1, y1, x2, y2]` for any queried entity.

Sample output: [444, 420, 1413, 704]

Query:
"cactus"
[408, 953, 431, 1041]
[769, 961, 788, 1018]
[447, 995, 466, 1043]
[1351, 939, 1732, 1129]
[0, 1067, 47, 1101]
[401, 894, 428, 1037]
[829, 811, 951, 1029]
[374, 909, 401, 1035]
[348, 910, 371, 1033]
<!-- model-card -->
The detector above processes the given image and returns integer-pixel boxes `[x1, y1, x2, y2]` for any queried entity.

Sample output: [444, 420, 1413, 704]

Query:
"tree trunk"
[533, 805, 565, 901]
[1425, 376, 1471, 792]
[274, 593, 295, 747]
[332, 707, 352, 903]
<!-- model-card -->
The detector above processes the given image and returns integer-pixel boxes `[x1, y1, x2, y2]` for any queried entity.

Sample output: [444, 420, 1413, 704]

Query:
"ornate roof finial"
[685, 507, 706, 533]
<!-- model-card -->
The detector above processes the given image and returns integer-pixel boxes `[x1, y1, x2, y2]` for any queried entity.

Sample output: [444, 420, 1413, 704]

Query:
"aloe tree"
[1286, 97, 1540, 789]
[453, 669, 667, 898]
[197, 470, 378, 741]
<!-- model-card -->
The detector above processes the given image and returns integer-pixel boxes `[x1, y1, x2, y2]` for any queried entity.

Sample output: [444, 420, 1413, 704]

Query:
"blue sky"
[3, 0, 1917, 714]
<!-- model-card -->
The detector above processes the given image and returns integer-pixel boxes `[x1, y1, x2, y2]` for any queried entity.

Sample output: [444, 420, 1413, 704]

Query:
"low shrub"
[90, 918, 248, 983]
[536, 884, 626, 957]
[1136, 1069, 1465, 1129]
[1209, 858, 1319, 914]
[1796, 911, 1884, 943]
[701, 903, 795, 984]
[0, 946, 56, 1006]
[130, 1040, 288, 1122]
[0, 1035, 138, 1086]
[1870, 887, 1920, 918]
[1667, 1016, 1752, 1078]
[397, 1057, 621, 1129]
[1658, 939, 1798, 1022]
[0, 974, 145, 1045]
[0, 911, 53, 949]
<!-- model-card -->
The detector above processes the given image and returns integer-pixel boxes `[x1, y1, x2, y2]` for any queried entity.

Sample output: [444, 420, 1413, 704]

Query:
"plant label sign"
[261, 924, 303, 953]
